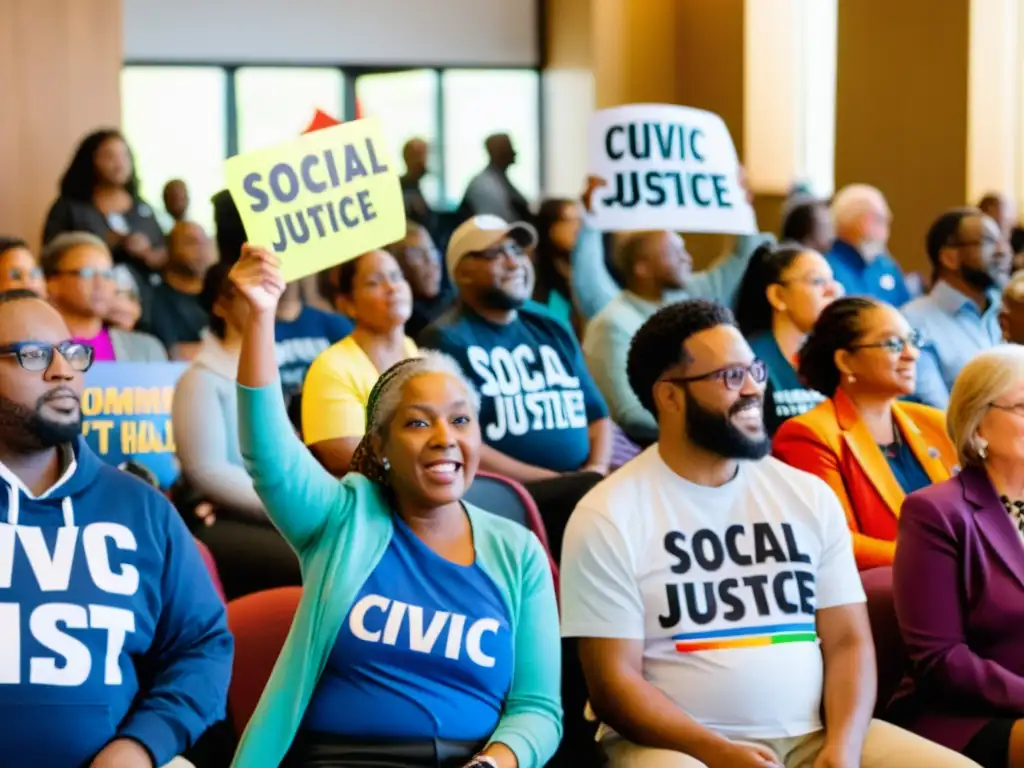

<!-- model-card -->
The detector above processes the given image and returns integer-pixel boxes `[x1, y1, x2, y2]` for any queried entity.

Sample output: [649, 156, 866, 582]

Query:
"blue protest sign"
[80, 362, 187, 488]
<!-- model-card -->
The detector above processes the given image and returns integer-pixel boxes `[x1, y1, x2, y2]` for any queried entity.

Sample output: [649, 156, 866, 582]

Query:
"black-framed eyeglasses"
[663, 359, 768, 391]
[3, 266, 43, 280]
[468, 241, 526, 261]
[0, 341, 95, 372]
[848, 329, 922, 355]
[990, 401, 1024, 417]
[50, 267, 115, 281]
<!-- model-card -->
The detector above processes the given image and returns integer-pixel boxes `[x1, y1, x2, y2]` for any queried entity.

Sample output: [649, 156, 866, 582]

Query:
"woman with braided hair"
[228, 244, 562, 768]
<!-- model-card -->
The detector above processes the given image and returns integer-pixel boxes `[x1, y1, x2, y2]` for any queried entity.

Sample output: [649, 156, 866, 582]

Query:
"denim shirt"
[902, 280, 1003, 408]
[825, 240, 911, 307]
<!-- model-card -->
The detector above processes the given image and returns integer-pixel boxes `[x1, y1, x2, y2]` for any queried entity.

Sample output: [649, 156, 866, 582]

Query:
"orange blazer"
[772, 389, 958, 570]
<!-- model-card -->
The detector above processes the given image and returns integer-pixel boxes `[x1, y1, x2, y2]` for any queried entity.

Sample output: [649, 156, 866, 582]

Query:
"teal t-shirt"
[747, 332, 824, 435]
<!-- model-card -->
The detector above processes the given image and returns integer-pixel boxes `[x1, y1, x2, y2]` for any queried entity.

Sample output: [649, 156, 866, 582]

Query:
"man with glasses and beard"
[559, 300, 974, 768]
[902, 209, 1012, 408]
[0, 290, 232, 767]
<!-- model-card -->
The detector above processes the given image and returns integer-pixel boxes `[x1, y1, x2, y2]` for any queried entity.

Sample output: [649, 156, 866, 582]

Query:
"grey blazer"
[109, 328, 167, 362]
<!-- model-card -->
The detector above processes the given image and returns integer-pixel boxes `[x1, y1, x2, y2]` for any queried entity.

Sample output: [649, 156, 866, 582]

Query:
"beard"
[960, 264, 997, 292]
[685, 390, 771, 460]
[859, 239, 887, 262]
[0, 392, 83, 450]
[480, 286, 527, 310]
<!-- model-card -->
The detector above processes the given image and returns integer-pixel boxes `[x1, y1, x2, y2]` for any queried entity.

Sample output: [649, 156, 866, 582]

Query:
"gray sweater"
[171, 332, 265, 520]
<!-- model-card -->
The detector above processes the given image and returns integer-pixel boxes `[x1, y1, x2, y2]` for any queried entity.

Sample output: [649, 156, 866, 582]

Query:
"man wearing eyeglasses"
[902, 208, 1012, 409]
[0, 289, 232, 767]
[41, 231, 166, 363]
[559, 299, 974, 768]
[417, 215, 612, 552]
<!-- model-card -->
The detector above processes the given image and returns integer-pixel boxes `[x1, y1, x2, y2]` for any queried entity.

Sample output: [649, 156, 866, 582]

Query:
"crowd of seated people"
[8, 115, 1024, 768]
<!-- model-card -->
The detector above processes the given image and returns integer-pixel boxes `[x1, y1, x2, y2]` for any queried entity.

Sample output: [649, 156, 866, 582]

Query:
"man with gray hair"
[42, 232, 166, 362]
[826, 184, 910, 305]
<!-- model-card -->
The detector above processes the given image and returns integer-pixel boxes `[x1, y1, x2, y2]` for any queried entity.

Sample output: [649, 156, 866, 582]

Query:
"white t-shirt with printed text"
[560, 447, 866, 740]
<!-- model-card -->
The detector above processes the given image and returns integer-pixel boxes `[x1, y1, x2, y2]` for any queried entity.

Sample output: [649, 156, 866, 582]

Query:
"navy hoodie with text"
[0, 437, 233, 768]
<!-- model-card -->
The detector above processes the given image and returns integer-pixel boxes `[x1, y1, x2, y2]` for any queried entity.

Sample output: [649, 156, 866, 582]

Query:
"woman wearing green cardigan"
[228, 245, 562, 768]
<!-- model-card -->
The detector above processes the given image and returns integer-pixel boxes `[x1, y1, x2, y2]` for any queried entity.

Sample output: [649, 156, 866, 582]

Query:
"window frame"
[121, 60, 545, 212]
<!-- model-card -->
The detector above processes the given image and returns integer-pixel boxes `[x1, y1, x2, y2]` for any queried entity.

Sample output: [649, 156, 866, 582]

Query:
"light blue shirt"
[903, 280, 1003, 408]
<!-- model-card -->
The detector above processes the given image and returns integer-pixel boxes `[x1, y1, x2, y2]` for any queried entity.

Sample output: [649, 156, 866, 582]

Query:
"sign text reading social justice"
[224, 116, 406, 282]
[587, 104, 756, 234]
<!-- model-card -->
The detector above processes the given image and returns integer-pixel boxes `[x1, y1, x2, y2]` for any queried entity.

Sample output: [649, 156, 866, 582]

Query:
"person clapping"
[228, 245, 562, 768]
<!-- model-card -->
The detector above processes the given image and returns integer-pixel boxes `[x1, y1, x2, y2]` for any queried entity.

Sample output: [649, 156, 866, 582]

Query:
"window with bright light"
[356, 69, 441, 206]
[441, 70, 540, 208]
[235, 67, 345, 154]
[796, 0, 838, 197]
[121, 66, 228, 233]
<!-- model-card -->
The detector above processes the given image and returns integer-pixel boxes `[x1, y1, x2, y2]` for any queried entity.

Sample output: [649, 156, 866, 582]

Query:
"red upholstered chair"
[193, 536, 225, 603]
[226, 586, 302, 736]
[463, 470, 560, 595]
[860, 566, 905, 716]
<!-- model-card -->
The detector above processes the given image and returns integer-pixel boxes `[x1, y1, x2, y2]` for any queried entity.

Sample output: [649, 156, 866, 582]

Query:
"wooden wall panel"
[835, 0, 970, 274]
[0, 0, 122, 251]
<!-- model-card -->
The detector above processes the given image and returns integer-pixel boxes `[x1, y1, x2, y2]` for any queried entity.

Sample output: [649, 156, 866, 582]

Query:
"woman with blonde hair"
[229, 245, 561, 768]
[890, 345, 1024, 767]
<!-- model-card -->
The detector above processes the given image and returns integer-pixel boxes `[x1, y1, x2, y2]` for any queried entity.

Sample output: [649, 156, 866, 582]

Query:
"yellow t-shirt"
[301, 335, 419, 445]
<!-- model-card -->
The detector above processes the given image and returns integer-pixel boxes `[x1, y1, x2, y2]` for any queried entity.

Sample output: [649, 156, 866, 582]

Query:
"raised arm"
[232, 246, 350, 553]
[894, 493, 1024, 709]
[678, 232, 773, 307]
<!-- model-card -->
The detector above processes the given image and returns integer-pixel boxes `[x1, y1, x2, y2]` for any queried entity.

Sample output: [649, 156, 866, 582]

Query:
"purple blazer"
[887, 464, 1024, 751]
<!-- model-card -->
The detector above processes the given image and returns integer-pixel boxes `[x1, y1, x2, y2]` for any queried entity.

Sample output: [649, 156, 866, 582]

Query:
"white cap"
[445, 215, 538, 279]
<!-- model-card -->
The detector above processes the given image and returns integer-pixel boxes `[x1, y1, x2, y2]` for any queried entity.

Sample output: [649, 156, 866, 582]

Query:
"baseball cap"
[445, 215, 538, 279]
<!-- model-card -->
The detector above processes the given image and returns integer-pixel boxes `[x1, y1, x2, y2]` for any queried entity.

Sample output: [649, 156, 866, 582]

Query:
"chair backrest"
[464, 471, 559, 594]
[193, 537, 226, 603]
[860, 566, 904, 715]
[225, 586, 302, 735]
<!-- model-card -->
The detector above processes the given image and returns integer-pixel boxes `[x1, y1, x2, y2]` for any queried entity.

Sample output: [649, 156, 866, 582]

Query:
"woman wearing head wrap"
[228, 245, 562, 768]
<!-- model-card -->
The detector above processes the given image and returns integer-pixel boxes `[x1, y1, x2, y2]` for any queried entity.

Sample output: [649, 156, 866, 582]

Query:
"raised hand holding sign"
[230, 244, 287, 314]
[587, 104, 756, 234]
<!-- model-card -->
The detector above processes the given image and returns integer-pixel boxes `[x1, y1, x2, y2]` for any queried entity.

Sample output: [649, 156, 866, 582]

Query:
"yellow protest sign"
[224, 116, 406, 282]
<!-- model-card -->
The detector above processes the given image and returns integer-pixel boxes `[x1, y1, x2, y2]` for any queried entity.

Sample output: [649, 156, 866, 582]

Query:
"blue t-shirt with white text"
[301, 514, 513, 740]
[275, 306, 353, 398]
[417, 306, 609, 472]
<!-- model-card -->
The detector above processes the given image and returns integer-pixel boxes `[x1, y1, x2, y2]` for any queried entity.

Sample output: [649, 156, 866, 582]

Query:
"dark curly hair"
[627, 299, 736, 416]
[733, 242, 809, 337]
[797, 296, 879, 395]
[59, 129, 139, 202]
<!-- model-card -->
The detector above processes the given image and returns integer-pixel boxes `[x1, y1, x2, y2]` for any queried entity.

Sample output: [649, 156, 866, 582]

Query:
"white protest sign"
[587, 104, 756, 234]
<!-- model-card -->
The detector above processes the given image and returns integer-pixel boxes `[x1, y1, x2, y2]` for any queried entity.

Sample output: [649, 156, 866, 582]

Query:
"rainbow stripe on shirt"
[673, 622, 817, 653]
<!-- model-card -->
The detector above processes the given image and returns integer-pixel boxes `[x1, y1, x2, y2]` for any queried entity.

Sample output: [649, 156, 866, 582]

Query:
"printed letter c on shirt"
[349, 594, 391, 641]
[465, 617, 500, 668]
[82, 523, 139, 596]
